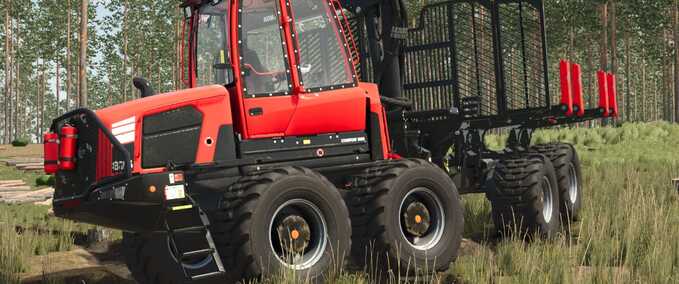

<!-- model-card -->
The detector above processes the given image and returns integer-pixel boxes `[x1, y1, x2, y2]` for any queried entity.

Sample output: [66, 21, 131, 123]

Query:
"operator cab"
[184, 0, 372, 140]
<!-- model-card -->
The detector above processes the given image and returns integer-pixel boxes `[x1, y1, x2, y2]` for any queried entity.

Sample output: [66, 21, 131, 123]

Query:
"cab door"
[283, 0, 366, 136]
[239, 0, 296, 138]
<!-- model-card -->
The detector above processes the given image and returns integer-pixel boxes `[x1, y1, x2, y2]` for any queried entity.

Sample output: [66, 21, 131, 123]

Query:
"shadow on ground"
[20, 241, 136, 284]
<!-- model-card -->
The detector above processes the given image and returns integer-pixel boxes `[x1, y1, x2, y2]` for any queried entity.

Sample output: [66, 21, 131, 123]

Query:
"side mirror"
[183, 6, 193, 19]
[133, 77, 156, 98]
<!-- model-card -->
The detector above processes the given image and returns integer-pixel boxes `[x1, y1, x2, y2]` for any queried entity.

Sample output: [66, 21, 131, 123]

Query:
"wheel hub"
[269, 199, 327, 270]
[398, 187, 445, 250]
[276, 215, 311, 254]
[540, 176, 554, 223]
[403, 201, 431, 237]
[567, 163, 578, 203]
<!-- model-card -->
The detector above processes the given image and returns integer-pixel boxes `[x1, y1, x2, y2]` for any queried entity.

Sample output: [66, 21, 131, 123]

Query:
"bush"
[11, 138, 29, 147]
[35, 175, 55, 186]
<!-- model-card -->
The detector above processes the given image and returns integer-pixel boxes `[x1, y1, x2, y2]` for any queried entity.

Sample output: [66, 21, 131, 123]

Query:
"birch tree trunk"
[3, 0, 10, 143]
[13, 17, 19, 140]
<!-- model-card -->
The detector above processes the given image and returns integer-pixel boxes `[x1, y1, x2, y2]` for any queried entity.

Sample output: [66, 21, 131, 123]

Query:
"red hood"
[95, 85, 229, 129]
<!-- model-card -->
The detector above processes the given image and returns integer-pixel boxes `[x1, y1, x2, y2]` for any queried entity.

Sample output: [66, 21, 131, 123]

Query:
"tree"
[3, 0, 10, 143]
[79, 0, 88, 107]
[67, 0, 72, 110]
[675, 0, 679, 122]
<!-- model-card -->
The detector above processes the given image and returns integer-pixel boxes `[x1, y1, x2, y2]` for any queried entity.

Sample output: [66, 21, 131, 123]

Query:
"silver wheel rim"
[541, 176, 554, 223]
[269, 198, 328, 270]
[398, 187, 445, 250]
[567, 163, 578, 203]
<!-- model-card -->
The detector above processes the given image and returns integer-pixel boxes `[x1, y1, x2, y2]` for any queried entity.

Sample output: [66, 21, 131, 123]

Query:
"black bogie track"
[487, 153, 561, 238]
[208, 166, 351, 283]
[347, 159, 464, 273]
[531, 143, 583, 221]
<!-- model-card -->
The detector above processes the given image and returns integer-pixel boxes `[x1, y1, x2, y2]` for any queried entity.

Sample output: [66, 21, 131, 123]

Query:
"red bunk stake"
[607, 73, 619, 117]
[570, 63, 584, 117]
[597, 71, 609, 117]
[559, 60, 573, 116]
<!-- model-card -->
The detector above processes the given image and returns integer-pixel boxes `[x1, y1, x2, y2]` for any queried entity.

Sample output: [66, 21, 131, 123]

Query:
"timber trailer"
[43, 0, 618, 282]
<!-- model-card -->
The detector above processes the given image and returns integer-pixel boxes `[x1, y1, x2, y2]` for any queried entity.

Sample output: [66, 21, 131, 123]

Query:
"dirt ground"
[0, 144, 43, 158]
[20, 241, 135, 284]
[17, 237, 487, 284]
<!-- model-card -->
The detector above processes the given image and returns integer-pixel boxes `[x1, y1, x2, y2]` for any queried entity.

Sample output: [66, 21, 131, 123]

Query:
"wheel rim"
[398, 187, 445, 250]
[567, 163, 578, 203]
[541, 176, 554, 223]
[269, 199, 327, 270]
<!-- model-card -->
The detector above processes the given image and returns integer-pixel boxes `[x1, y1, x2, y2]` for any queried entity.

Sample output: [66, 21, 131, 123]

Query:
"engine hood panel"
[95, 85, 230, 129]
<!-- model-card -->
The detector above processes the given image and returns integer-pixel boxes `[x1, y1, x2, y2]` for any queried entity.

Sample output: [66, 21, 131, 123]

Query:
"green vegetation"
[10, 139, 29, 147]
[35, 175, 55, 186]
[0, 203, 94, 283]
[2, 123, 678, 283]
[0, 164, 45, 190]
[460, 122, 679, 283]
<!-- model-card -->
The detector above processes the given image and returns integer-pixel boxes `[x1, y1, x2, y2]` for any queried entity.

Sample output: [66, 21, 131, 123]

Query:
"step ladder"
[165, 195, 226, 282]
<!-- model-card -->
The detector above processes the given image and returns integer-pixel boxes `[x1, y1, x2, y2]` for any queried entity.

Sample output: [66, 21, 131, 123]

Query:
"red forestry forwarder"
[43, 0, 617, 282]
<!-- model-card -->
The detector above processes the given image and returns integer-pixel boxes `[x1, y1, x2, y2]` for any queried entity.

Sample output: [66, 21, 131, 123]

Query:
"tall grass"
[456, 122, 679, 283]
[0, 204, 94, 283]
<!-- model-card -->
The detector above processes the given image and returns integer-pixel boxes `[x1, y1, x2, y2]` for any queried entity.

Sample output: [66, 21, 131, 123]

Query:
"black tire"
[348, 159, 464, 273]
[488, 154, 561, 239]
[209, 167, 351, 283]
[122, 232, 226, 284]
[531, 143, 582, 221]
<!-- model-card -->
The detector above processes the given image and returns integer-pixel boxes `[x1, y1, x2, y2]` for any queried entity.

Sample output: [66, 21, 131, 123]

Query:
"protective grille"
[349, 0, 550, 118]
[497, 1, 548, 111]
[441, 2, 498, 116]
[348, 17, 374, 83]
[402, 3, 457, 113]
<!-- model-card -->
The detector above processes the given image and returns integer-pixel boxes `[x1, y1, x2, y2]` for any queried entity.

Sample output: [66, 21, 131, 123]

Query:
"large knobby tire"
[348, 159, 464, 274]
[122, 232, 226, 284]
[209, 167, 351, 283]
[488, 154, 561, 239]
[531, 143, 582, 221]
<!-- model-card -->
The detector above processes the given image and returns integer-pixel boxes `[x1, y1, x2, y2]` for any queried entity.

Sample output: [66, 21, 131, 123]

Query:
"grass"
[256, 123, 679, 283]
[0, 203, 95, 283]
[1, 123, 678, 283]
[0, 144, 47, 189]
[0, 142, 119, 283]
[456, 122, 679, 283]
[0, 144, 43, 159]
[0, 164, 46, 190]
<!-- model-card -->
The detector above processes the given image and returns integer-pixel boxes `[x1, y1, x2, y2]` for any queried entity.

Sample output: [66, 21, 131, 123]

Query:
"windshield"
[195, 1, 231, 86]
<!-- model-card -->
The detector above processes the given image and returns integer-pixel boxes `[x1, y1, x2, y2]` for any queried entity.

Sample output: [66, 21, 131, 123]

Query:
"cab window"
[196, 1, 231, 87]
[240, 0, 291, 97]
[289, 0, 354, 91]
